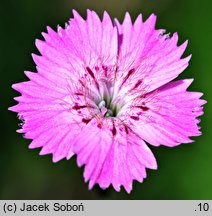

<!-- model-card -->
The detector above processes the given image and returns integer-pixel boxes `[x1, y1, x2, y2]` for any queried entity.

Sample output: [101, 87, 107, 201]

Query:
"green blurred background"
[1, 0, 211, 199]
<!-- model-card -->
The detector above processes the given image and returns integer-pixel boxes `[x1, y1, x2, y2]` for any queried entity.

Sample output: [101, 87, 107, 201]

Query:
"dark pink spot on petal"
[97, 123, 102, 129]
[72, 105, 87, 110]
[130, 116, 139, 121]
[95, 66, 99, 71]
[111, 124, 117, 136]
[102, 65, 108, 71]
[124, 125, 129, 134]
[132, 79, 143, 90]
[75, 92, 83, 96]
[86, 66, 100, 90]
[82, 118, 91, 124]
[136, 106, 149, 111]
[86, 67, 95, 79]
[79, 79, 86, 88]
[121, 68, 135, 87]
[102, 65, 108, 76]
[95, 80, 100, 90]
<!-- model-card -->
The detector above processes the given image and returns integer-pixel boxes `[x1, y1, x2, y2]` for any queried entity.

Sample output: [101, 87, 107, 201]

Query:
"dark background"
[1, 0, 211, 199]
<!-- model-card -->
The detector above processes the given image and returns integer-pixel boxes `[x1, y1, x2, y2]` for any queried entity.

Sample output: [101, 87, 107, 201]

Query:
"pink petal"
[128, 79, 206, 147]
[9, 10, 206, 194]
[73, 119, 157, 193]
[115, 12, 191, 94]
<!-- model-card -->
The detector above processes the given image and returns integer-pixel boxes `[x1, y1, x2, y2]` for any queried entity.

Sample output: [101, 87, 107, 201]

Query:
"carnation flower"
[9, 10, 206, 193]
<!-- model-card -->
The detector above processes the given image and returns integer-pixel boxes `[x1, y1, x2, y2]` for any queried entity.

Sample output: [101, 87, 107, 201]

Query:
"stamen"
[98, 100, 115, 117]
[105, 109, 113, 117]
[98, 100, 106, 109]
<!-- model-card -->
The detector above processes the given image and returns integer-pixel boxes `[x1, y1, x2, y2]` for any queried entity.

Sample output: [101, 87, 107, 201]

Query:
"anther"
[98, 100, 106, 109]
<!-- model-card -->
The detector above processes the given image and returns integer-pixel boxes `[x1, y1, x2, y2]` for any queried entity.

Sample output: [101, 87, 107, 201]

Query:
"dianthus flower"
[9, 10, 206, 193]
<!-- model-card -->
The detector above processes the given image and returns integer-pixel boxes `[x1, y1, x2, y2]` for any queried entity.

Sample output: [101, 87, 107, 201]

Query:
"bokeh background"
[1, 0, 211, 199]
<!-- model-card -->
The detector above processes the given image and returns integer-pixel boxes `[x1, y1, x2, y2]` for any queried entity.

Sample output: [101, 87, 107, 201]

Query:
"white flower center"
[98, 99, 118, 117]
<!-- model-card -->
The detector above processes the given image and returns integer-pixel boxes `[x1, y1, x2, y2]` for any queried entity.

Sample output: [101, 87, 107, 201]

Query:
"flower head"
[9, 10, 206, 193]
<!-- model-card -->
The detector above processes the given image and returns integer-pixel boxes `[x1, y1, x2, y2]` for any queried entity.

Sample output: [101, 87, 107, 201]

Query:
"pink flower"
[9, 10, 206, 193]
